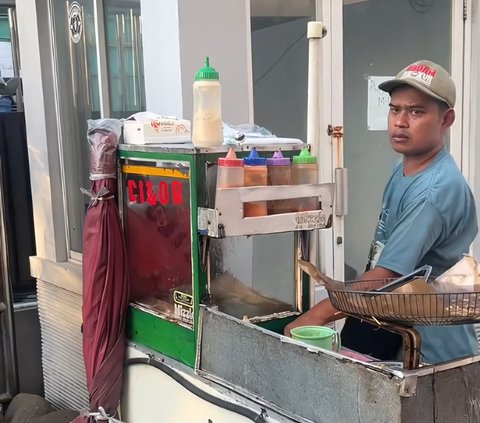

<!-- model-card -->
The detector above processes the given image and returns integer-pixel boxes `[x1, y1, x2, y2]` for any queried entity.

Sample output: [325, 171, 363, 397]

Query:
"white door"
[316, 0, 467, 285]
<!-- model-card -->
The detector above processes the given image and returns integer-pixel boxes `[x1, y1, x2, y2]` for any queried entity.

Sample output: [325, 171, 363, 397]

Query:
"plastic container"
[216, 148, 244, 189]
[291, 147, 318, 211]
[290, 325, 341, 351]
[192, 57, 223, 147]
[243, 148, 267, 217]
[266, 150, 293, 214]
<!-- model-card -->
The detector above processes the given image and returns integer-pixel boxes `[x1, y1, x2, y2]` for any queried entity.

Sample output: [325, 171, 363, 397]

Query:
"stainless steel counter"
[197, 306, 480, 423]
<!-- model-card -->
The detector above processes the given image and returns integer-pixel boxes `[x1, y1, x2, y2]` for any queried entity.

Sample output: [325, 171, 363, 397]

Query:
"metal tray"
[298, 259, 480, 326]
[328, 278, 480, 326]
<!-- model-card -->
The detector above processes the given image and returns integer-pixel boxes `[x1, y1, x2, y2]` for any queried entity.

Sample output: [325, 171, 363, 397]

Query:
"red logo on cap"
[402, 64, 437, 86]
[406, 64, 437, 77]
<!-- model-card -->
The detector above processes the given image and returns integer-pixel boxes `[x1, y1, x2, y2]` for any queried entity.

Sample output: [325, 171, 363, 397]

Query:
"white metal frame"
[460, 0, 473, 185]
[450, 0, 467, 170]
[315, 0, 344, 283]
[461, 0, 480, 342]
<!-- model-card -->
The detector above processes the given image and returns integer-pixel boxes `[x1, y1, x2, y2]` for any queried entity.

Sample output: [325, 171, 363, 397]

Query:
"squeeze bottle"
[192, 57, 223, 147]
[292, 147, 318, 211]
[216, 148, 244, 189]
[266, 150, 293, 214]
[243, 148, 267, 217]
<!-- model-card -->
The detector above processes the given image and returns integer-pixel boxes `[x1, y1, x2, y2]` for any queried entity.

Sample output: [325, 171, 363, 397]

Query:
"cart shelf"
[198, 183, 334, 237]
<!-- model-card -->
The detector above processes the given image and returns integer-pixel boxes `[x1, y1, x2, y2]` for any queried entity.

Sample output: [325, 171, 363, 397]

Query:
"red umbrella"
[73, 119, 129, 423]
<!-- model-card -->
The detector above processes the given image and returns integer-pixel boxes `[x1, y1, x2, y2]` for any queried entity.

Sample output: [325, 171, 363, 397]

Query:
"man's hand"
[284, 266, 398, 336]
[283, 298, 344, 336]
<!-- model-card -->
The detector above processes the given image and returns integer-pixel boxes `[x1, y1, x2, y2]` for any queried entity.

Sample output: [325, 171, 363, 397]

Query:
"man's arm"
[283, 266, 399, 336]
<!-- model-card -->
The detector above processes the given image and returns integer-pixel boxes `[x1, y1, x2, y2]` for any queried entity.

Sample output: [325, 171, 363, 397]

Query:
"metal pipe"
[135, 15, 144, 109]
[13, 301, 38, 311]
[93, 0, 112, 117]
[306, 21, 326, 157]
[81, 5, 91, 108]
[334, 167, 348, 216]
[306, 21, 327, 305]
[130, 8, 137, 107]
[8, 7, 23, 112]
[0, 158, 18, 397]
[66, 1, 78, 109]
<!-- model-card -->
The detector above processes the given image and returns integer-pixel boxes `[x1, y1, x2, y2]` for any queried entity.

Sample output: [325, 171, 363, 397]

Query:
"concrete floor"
[2, 393, 78, 423]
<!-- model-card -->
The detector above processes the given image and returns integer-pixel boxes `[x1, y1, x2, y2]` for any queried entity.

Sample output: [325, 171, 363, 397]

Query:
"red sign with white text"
[127, 179, 184, 206]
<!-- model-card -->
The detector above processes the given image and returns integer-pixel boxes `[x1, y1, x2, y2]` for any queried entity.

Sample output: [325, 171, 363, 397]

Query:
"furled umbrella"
[73, 119, 129, 423]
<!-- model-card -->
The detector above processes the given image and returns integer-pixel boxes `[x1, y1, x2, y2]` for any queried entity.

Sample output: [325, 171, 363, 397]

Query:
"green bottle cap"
[293, 147, 317, 164]
[195, 57, 219, 81]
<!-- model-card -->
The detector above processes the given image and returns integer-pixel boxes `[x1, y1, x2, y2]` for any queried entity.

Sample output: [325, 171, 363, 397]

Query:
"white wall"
[141, 0, 253, 124]
[141, 1, 183, 117]
[251, 18, 309, 140]
[16, 1, 67, 262]
[16, 3, 85, 412]
[178, 0, 253, 124]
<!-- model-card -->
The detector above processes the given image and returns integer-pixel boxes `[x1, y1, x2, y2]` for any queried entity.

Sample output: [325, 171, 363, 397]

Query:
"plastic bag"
[431, 255, 480, 292]
[222, 122, 304, 146]
[222, 122, 274, 144]
[87, 118, 123, 180]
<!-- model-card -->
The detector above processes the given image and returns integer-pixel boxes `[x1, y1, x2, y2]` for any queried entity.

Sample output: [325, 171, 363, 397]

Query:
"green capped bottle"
[292, 147, 318, 211]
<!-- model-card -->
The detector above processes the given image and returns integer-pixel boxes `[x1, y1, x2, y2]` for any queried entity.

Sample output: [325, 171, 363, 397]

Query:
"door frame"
[315, 0, 344, 283]
[451, 0, 468, 172]
[316, 0, 469, 285]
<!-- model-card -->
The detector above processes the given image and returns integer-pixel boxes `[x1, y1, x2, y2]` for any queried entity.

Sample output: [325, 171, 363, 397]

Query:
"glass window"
[51, 0, 100, 254]
[0, 7, 16, 95]
[51, 0, 145, 254]
[0, 13, 10, 41]
[104, 0, 145, 118]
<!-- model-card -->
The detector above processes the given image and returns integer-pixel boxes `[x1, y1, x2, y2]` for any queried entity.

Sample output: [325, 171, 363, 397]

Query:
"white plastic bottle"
[192, 57, 223, 147]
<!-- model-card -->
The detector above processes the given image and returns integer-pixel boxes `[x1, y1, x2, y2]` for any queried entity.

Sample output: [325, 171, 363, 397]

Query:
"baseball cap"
[379, 60, 455, 108]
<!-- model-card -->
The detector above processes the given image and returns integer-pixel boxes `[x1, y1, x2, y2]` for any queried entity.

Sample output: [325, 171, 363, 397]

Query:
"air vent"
[37, 280, 88, 411]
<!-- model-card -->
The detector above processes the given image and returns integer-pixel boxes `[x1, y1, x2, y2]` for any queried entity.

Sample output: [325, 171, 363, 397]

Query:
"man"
[285, 60, 479, 364]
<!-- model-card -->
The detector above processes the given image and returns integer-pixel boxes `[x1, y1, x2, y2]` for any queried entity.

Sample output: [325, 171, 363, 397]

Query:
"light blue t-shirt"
[368, 147, 478, 364]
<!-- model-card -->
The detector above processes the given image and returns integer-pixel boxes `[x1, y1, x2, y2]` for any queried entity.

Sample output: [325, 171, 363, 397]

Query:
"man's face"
[387, 85, 454, 157]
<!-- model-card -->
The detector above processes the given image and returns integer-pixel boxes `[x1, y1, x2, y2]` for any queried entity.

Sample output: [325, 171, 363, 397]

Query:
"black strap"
[341, 316, 402, 360]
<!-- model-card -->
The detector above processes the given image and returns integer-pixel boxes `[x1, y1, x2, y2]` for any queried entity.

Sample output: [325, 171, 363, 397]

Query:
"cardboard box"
[123, 116, 191, 144]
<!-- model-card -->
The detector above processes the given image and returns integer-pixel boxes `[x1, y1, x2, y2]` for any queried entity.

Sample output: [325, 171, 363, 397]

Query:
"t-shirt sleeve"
[376, 200, 444, 275]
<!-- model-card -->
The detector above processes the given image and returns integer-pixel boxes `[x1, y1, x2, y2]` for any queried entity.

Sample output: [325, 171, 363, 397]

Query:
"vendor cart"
[118, 142, 333, 368]
[117, 142, 480, 423]
[113, 19, 480, 423]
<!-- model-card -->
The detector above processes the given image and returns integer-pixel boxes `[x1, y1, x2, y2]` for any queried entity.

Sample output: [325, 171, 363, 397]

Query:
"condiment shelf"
[198, 183, 334, 238]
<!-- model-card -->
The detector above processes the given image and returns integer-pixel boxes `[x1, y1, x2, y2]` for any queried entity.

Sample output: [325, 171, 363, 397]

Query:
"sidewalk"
[2, 393, 78, 423]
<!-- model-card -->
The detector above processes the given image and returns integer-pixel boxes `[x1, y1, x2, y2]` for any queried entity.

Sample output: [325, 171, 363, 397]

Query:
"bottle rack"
[198, 182, 334, 238]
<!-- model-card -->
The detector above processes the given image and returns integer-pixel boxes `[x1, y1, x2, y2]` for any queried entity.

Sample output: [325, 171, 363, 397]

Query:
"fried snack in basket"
[330, 278, 442, 324]
[431, 255, 480, 292]
[339, 278, 480, 324]
[300, 259, 480, 324]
